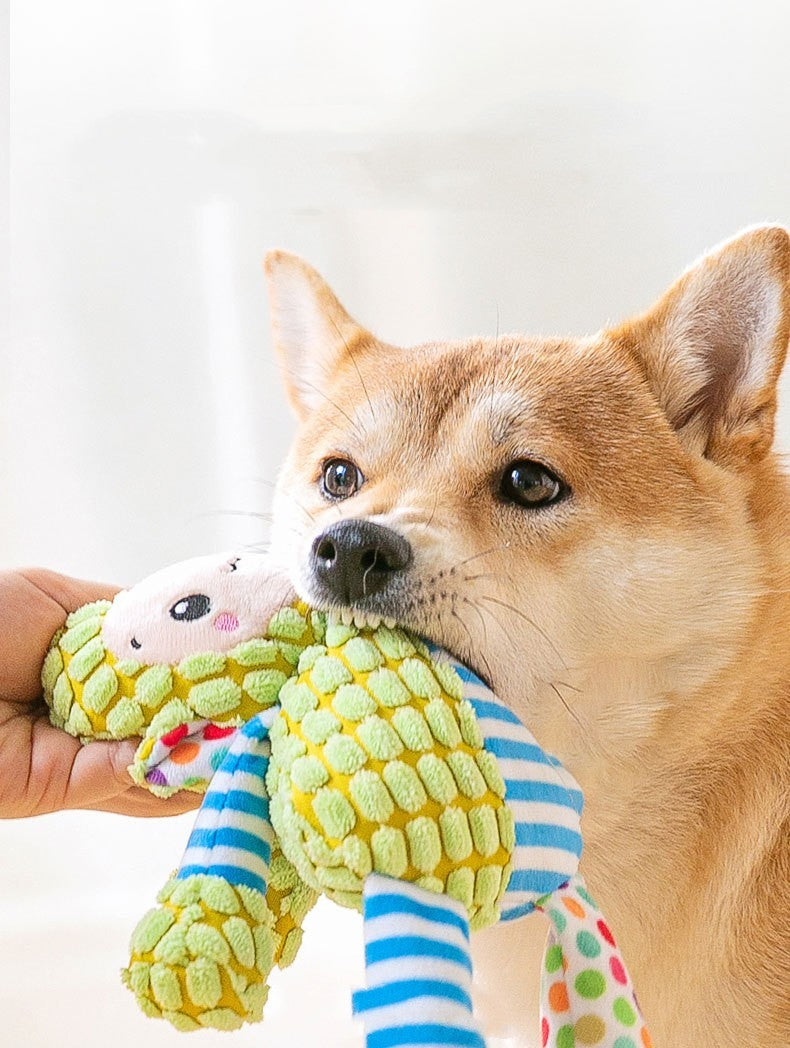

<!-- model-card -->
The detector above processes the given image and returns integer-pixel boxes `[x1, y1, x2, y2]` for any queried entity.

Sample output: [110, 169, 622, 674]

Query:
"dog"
[264, 226, 790, 1048]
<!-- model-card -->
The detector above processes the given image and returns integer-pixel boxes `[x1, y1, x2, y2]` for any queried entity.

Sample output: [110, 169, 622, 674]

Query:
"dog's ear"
[264, 251, 373, 419]
[612, 225, 790, 467]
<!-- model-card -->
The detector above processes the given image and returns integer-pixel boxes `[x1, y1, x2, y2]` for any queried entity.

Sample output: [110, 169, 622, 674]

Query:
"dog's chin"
[293, 576, 493, 690]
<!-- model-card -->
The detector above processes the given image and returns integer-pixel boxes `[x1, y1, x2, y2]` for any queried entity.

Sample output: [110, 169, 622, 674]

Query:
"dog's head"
[264, 228, 790, 775]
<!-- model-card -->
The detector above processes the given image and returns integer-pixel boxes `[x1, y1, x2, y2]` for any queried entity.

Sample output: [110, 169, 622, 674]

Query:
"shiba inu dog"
[264, 226, 790, 1048]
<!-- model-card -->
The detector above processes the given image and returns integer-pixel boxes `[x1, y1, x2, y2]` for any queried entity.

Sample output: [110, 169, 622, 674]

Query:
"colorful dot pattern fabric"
[536, 877, 651, 1048]
[140, 720, 238, 792]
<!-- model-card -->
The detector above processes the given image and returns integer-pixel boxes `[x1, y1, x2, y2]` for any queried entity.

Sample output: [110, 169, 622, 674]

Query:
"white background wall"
[2, 3, 789, 1046]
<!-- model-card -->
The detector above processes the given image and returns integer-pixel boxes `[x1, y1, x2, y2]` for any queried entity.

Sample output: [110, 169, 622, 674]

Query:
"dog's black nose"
[310, 519, 412, 604]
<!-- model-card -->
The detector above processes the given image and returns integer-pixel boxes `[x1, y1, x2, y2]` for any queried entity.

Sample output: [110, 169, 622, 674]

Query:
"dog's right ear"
[264, 252, 373, 419]
[611, 225, 790, 469]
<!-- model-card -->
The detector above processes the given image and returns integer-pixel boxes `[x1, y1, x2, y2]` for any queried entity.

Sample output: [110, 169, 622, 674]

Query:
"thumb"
[66, 737, 139, 807]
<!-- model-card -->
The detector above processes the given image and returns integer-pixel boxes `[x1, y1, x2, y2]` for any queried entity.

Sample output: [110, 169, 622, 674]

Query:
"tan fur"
[264, 227, 790, 1047]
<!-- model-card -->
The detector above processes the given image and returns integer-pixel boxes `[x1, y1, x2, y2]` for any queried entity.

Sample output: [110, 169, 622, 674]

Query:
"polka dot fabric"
[138, 720, 237, 792]
[536, 875, 651, 1048]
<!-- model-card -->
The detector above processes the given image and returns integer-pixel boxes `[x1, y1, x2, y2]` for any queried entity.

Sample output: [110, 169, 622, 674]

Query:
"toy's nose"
[310, 519, 413, 604]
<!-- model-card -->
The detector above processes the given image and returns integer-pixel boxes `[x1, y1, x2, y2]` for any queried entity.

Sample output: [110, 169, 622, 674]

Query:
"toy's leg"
[353, 874, 486, 1048]
[176, 710, 276, 891]
[124, 709, 283, 1031]
[173, 708, 320, 972]
[535, 874, 652, 1048]
[129, 712, 319, 968]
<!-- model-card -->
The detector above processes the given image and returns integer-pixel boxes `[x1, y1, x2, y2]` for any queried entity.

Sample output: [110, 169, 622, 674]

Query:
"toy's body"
[43, 553, 651, 1048]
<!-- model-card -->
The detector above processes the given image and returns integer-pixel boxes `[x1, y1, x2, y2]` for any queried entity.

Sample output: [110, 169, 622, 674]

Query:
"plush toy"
[43, 552, 652, 1048]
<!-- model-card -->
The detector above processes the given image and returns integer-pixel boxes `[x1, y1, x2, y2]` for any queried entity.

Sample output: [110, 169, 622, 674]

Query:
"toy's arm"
[442, 654, 651, 1048]
[123, 707, 316, 1032]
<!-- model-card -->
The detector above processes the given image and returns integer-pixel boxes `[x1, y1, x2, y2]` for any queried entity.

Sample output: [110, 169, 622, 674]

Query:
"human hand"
[0, 567, 200, 818]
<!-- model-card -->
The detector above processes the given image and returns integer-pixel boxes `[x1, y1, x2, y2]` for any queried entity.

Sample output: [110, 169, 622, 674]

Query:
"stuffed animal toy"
[42, 552, 652, 1048]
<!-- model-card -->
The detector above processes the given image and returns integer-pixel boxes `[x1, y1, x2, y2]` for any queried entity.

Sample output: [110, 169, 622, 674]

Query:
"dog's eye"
[321, 458, 363, 500]
[170, 594, 212, 621]
[499, 460, 567, 508]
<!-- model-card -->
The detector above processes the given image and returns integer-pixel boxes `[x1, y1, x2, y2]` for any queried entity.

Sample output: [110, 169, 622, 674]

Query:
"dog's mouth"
[315, 599, 493, 690]
[292, 569, 494, 690]
[325, 606, 399, 631]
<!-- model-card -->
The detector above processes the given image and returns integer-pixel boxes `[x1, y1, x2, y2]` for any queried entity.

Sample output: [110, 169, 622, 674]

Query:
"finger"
[16, 567, 121, 614]
[66, 736, 202, 815]
[90, 788, 202, 817]
[23, 720, 199, 817]
[0, 568, 121, 706]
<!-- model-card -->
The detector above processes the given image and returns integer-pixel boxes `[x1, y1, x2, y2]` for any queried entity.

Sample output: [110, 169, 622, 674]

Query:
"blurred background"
[2, 2, 789, 1046]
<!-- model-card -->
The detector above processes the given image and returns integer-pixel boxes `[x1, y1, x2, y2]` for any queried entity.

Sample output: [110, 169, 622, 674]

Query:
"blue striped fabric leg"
[175, 706, 278, 894]
[352, 875, 486, 1048]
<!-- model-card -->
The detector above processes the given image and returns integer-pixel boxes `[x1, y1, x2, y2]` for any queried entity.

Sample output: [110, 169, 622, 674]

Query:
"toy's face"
[101, 552, 293, 664]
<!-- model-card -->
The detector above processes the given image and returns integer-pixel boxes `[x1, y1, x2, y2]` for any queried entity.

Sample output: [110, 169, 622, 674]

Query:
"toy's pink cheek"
[213, 612, 240, 632]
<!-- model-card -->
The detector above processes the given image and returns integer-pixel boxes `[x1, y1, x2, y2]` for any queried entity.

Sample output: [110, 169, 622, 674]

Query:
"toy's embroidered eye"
[130, 637, 141, 650]
[321, 458, 364, 500]
[499, 460, 568, 509]
[228, 558, 239, 571]
[170, 594, 212, 621]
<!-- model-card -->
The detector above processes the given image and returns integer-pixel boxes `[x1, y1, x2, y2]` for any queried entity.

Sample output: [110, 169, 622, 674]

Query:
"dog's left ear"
[612, 225, 790, 468]
[263, 251, 375, 420]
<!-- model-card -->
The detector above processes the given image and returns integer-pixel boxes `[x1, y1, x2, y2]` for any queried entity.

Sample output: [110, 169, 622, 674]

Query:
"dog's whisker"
[553, 678, 582, 694]
[451, 543, 512, 571]
[289, 497, 317, 523]
[477, 593, 569, 672]
[288, 372, 367, 443]
[451, 605, 495, 687]
[547, 680, 585, 731]
[461, 596, 490, 651]
[487, 303, 501, 433]
[420, 495, 440, 534]
[459, 598, 495, 683]
[195, 508, 274, 523]
[327, 313, 374, 436]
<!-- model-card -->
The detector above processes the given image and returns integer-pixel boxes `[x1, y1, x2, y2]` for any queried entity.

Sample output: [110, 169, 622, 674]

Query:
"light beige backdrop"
[2, 2, 789, 1047]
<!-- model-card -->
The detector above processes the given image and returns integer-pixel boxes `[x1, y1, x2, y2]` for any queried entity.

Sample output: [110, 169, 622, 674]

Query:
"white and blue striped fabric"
[444, 657, 584, 921]
[352, 875, 486, 1048]
[176, 707, 278, 894]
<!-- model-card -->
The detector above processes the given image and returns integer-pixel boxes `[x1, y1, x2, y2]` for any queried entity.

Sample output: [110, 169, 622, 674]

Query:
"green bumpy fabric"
[267, 621, 514, 929]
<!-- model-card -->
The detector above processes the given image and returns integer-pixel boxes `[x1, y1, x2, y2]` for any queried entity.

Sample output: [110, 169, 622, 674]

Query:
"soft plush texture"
[42, 552, 651, 1048]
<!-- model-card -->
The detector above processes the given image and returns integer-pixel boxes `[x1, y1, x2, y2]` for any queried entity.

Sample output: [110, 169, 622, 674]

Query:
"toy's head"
[101, 552, 293, 664]
[43, 552, 309, 748]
